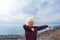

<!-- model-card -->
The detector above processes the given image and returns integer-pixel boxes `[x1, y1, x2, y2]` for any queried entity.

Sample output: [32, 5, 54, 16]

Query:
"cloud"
[34, 0, 60, 24]
[0, 0, 33, 22]
[0, 0, 60, 26]
[0, 0, 15, 14]
[2, 0, 60, 24]
[18, 0, 60, 26]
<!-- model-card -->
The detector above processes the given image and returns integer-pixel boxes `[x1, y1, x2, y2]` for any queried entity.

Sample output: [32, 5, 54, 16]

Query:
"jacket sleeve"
[23, 25, 32, 30]
[35, 25, 48, 31]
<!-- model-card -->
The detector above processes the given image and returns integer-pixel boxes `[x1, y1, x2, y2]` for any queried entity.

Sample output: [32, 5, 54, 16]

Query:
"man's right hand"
[31, 28, 34, 31]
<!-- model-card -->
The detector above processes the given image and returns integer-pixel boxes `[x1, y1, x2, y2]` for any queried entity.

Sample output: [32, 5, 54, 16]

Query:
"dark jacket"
[23, 25, 48, 40]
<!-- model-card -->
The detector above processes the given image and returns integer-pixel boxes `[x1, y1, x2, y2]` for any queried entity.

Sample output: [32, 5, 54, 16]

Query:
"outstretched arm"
[35, 25, 48, 31]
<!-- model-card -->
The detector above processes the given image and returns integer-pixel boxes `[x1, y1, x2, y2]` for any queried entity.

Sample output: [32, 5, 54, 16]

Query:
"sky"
[0, 0, 60, 34]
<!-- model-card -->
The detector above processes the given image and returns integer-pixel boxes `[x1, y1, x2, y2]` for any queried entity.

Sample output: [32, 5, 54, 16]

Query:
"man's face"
[28, 21, 34, 26]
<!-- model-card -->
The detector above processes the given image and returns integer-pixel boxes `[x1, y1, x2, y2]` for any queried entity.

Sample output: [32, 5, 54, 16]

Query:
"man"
[23, 17, 51, 40]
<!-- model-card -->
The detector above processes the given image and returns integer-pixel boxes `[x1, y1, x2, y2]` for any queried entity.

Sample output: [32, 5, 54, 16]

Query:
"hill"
[37, 28, 60, 40]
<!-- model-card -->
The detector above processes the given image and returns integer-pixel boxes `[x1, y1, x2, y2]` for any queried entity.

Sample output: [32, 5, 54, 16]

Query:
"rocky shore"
[37, 28, 60, 40]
